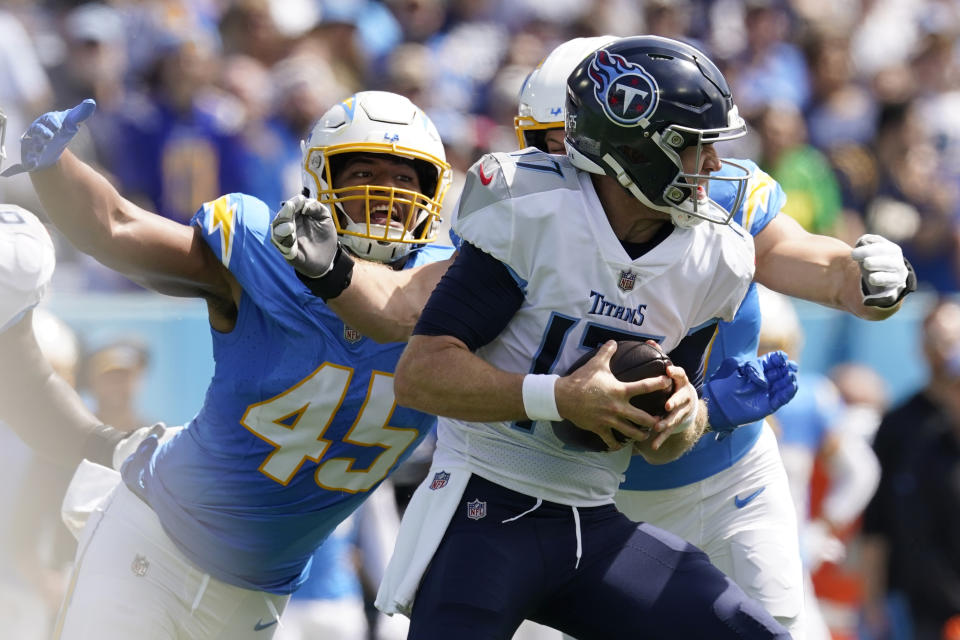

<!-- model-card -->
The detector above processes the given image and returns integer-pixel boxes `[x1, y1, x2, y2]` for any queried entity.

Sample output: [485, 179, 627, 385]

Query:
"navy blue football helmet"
[564, 36, 751, 227]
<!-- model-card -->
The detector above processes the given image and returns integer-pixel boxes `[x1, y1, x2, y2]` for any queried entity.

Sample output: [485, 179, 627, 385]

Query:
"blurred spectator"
[861, 298, 960, 640]
[109, 23, 249, 223]
[758, 286, 881, 640]
[81, 338, 152, 433]
[726, 0, 810, 119]
[864, 101, 960, 293]
[218, 0, 294, 66]
[805, 362, 891, 639]
[0, 8, 51, 209]
[850, 0, 924, 80]
[46, 3, 130, 174]
[755, 100, 844, 237]
[802, 24, 878, 151]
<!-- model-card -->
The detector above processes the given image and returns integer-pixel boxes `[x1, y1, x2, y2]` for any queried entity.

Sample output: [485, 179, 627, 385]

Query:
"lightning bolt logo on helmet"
[588, 49, 659, 127]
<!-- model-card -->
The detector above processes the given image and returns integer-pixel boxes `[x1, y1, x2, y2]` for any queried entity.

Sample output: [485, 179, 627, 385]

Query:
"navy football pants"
[409, 475, 791, 640]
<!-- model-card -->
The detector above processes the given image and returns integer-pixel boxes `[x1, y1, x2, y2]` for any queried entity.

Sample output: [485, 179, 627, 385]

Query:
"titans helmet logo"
[588, 49, 659, 127]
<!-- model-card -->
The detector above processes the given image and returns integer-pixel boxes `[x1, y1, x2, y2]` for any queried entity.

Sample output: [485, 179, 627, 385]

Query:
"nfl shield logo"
[429, 471, 450, 490]
[343, 324, 362, 343]
[466, 499, 487, 520]
[618, 270, 636, 292]
[131, 554, 150, 577]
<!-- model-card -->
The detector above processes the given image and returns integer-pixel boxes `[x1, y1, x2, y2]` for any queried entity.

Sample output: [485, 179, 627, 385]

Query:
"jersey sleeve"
[454, 151, 576, 284]
[0, 206, 55, 331]
[711, 159, 786, 237]
[452, 154, 520, 271]
[190, 193, 310, 325]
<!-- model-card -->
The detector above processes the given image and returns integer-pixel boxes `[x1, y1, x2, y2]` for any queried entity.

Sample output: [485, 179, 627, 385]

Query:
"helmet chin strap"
[601, 153, 704, 228]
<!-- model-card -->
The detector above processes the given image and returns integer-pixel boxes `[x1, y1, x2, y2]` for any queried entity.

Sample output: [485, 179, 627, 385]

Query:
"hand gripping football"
[552, 341, 675, 451]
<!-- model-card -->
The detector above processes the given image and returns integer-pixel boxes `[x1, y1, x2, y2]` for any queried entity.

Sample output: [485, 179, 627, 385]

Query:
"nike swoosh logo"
[478, 165, 494, 185]
[254, 619, 278, 631]
[734, 487, 765, 509]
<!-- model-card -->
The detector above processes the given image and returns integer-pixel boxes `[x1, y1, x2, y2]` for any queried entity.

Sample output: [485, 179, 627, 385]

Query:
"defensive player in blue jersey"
[9, 91, 454, 639]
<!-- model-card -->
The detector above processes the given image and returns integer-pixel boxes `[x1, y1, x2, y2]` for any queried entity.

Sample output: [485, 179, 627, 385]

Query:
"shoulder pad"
[457, 150, 578, 226]
[191, 193, 271, 269]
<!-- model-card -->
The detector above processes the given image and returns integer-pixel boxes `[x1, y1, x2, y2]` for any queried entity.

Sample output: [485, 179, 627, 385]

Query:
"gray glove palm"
[270, 195, 340, 278]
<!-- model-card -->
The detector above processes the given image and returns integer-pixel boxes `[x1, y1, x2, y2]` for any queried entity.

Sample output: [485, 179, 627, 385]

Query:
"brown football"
[551, 341, 674, 452]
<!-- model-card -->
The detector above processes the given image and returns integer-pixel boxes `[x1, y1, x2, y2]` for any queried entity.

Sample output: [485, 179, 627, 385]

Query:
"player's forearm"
[395, 334, 527, 421]
[30, 152, 220, 296]
[755, 217, 901, 321]
[31, 151, 138, 262]
[329, 258, 451, 343]
[0, 317, 102, 467]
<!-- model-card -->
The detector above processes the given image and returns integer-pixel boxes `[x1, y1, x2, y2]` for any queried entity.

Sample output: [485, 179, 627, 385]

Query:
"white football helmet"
[301, 91, 452, 264]
[514, 36, 618, 151]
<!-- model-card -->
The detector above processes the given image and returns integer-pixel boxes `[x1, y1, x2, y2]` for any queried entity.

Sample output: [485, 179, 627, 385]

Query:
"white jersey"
[0, 205, 55, 332]
[435, 150, 755, 506]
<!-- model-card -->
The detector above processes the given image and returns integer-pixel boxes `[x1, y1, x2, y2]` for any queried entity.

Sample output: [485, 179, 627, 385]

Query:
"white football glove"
[270, 194, 340, 279]
[111, 422, 182, 471]
[850, 234, 914, 307]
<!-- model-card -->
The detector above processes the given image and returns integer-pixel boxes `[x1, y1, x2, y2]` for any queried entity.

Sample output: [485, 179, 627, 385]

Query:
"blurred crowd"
[1, 0, 960, 292]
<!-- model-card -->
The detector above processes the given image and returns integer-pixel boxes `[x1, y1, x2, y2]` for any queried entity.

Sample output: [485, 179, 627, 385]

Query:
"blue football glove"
[703, 350, 799, 436]
[1, 99, 97, 177]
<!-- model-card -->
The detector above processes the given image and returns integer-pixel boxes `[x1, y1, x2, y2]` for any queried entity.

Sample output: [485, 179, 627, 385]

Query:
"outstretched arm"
[328, 258, 452, 343]
[31, 151, 229, 300]
[753, 214, 914, 321]
[12, 101, 232, 304]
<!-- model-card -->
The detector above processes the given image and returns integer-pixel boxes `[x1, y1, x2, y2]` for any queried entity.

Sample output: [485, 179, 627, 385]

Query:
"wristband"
[522, 374, 562, 422]
[82, 423, 126, 467]
[296, 244, 355, 301]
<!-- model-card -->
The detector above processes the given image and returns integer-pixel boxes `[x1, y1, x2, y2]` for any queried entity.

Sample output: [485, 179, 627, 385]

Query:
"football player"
[0, 106, 154, 470]
[375, 35, 792, 638]
[512, 36, 913, 638]
[7, 91, 454, 639]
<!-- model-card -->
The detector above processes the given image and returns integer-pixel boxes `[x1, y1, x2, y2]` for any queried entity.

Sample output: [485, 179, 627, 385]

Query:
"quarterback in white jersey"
[374, 36, 790, 640]
[430, 150, 753, 505]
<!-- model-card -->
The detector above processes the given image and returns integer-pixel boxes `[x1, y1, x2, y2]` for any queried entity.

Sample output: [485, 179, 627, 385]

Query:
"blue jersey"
[122, 193, 453, 593]
[622, 161, 787, 490]
[290, 518, 362, 602]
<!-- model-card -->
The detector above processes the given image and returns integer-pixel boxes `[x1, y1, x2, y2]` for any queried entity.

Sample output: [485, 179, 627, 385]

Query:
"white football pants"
[53, 481, 289, 640]
[614, 424, 806, 639]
